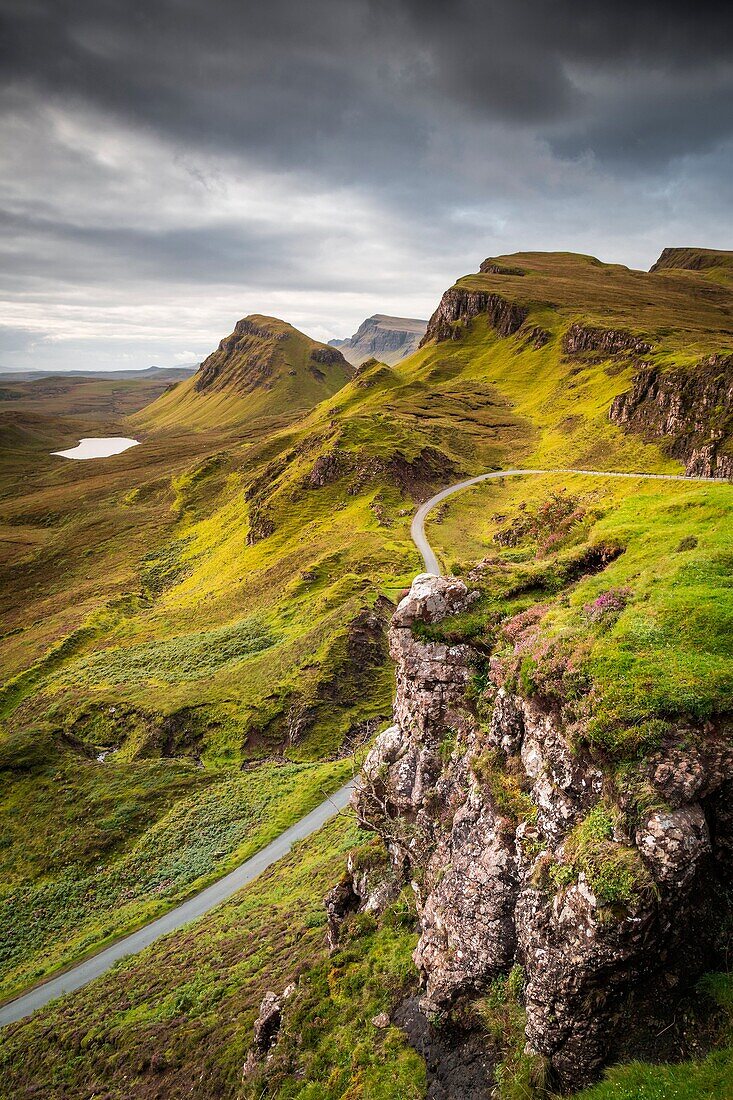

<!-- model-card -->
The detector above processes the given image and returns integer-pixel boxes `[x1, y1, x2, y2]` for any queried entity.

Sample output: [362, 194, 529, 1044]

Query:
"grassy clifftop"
[457, 249, 733, 353]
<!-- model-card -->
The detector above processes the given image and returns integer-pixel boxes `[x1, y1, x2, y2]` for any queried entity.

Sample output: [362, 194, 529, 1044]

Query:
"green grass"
[0, 755, 350, 1000]
[477, 966, 547, 1099]
[0, 816, 424, 1100]
[1, 251, 733, 1095]
[545, 802, 650, 908]
[247, 891, 423, 1099]
[575, 974, 733, 1100]
[66, 614, 275, 685]
[574, 1050, 733, 1100]
[425, 474, 733, 761]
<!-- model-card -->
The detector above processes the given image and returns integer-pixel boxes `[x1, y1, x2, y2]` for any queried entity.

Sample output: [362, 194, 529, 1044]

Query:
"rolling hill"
[1, 248, 733, 1100]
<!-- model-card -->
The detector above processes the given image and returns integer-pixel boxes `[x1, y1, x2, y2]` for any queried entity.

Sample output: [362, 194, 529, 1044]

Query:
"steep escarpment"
[562, 322, 651, 359]
[353, 574, 733, 1091]
[610, 356, 733, 477]
[329, 314, 428, 366]
[419, 288, 528, 346]
[650, 247, 733, 279]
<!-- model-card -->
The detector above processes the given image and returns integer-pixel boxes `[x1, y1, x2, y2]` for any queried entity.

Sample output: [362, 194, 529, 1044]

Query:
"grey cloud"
[2, 0, 733, 175]
[1, 0, 732, 372]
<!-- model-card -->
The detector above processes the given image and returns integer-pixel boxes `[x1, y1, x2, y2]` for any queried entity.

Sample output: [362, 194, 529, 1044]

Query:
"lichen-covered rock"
[415, 792, 518, 1009]
[513, 698, 603, 843]
[635, 805, 710, 887]
[242, 984, 296, 1077]
[353, 572, 733, 1091]
[325, 848, 400, 951]
[252, 991, 284, 1053]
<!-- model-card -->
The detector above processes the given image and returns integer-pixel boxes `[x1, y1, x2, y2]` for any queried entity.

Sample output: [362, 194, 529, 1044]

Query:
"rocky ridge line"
[329, 314, 428, 366]
[419, 288, 528, 347]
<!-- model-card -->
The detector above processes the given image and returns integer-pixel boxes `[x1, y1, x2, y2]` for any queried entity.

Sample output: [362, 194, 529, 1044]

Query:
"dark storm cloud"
[3, 0, 733, 172]
[1, 0, 732, 371]
[0, 207, 317, 288]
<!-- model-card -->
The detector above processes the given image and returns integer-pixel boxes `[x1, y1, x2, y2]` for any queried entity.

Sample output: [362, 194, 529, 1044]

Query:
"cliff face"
[353, 575, 733, 1091]
[194, 317, 286, 393]
[419, 288, 528, 347]
[650, 247, 733, 276]
[609, 356, 733, 477]
[329, 314, 427, 366]
[563, 322, 651, 358]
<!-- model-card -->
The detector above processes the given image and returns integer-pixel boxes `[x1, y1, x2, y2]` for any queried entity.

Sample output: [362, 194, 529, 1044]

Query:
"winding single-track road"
[1, 465, 725, 1028]
[412, 467, 722, 575]
[0, 782, 353, 1027]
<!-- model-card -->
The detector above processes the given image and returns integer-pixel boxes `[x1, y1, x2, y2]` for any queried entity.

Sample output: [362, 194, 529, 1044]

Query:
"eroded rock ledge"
[562, 322, 652, 358]
[609, 356, 733, 477]
[420, 288, 528, 346]
[352, 574, 733, 1090]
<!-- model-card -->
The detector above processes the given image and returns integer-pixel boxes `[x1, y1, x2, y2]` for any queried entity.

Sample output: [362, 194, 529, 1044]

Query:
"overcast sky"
[1, 0, 732, 371]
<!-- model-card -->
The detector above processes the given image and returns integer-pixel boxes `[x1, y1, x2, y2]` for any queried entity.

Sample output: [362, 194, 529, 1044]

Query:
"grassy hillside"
[0, 817, 426, 1100]
[138, 315, 353, 432]
[2, 250, 733, 1097]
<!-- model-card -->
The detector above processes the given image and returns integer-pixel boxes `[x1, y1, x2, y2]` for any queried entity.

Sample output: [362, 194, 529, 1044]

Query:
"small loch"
[51, 437, 140, 460]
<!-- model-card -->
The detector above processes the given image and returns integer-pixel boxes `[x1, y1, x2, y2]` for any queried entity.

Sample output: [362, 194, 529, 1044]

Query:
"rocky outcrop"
[310, 346, 347, 367]
[479, 259, 526, 276]
[246, 499, 275, 544]
[325, 848, 400, 950]
[419, 289, 528, 347]
[523, 325, 550, 350]
[563, 322, 651, 358]
[305, 446, 352, 488]
[242, 985, 295, 1078]
[304, 443, 456, 500]
[609, 356, 733, 477]
[329, 314, 428, 366]
[353, 575, 733, 1091]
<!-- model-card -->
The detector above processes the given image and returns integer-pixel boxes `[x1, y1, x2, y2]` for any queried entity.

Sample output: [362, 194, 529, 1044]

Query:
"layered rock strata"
[420, 289, 528, 346]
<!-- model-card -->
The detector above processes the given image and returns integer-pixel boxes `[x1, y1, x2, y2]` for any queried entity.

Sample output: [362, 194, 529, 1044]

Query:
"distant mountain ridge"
[0, 365, 197, 382]
[329, 313, 427, 366]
